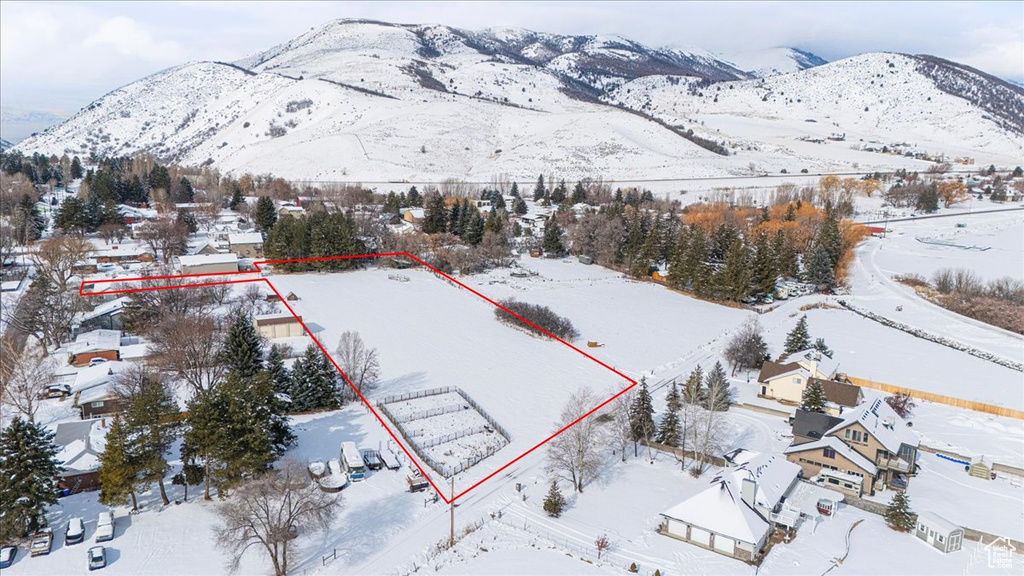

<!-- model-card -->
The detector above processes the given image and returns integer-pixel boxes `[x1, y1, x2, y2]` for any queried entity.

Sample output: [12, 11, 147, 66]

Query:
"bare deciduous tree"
[0, 340, 55, 422]
[215, 460, 339, 576]
[137, 218, 189, 264]
[150, 314, 225, 393]
[31, 235, 92, 292]
[603, 387, 634, 463]
[547, 386, 604, 493]
[334, 331, 380, 400]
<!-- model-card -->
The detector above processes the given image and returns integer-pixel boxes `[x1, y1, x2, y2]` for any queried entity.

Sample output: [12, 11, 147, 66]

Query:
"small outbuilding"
[968, 456, 994, 480]
[916, 511, 963, 553]
[177, 253, 240, 275]
[254, 312, 304, 339]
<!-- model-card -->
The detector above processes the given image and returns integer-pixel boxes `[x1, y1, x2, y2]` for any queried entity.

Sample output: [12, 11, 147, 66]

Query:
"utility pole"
[449, 477, 455, 548]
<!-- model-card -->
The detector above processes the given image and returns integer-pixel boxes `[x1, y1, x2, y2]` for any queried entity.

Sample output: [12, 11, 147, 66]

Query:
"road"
[858, 206, 1024, 225]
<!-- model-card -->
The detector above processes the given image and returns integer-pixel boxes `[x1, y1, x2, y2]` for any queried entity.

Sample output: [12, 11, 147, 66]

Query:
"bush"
[494, 299, 579, 341]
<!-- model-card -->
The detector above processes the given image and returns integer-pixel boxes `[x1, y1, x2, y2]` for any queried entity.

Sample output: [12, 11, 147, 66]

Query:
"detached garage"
[177, 253, 239, 275]
[254, 312, 304, 339]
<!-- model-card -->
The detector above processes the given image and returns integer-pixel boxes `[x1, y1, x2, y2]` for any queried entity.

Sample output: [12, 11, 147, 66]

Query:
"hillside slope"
[15, 20, 1023, 182]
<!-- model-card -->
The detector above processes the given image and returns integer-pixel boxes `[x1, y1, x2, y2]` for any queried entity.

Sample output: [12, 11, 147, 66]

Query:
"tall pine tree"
[702, 362, 733, 411]
[0, 418, 62, 539]
[784, 315, 812, 355]
[224, 312, 264, 379]
[98, 415, 142, 510]
[885, 490, 915, 532]
[254, 196, 277, 232]
[628, 378, 656, 455]
[800, 379, 827, 414]
[655, 381, 682, 447]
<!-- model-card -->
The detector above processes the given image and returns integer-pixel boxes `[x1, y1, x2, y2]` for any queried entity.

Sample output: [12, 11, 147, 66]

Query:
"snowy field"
[265, 267, 633, 490]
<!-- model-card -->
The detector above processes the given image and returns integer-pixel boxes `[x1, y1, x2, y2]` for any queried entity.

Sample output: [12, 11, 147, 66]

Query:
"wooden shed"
[915, 511, 963, 553]
[968, 456, 994, 480]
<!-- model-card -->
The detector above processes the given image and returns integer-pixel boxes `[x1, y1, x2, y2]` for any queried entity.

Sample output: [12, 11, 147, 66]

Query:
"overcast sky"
[2, 0, 1022, 117]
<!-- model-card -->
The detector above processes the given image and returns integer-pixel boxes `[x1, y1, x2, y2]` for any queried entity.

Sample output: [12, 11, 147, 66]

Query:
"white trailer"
[340, 441, 366, 481]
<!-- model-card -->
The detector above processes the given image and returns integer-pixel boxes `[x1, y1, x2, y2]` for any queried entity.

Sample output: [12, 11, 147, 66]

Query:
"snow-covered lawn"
[265, 267, 633, 490]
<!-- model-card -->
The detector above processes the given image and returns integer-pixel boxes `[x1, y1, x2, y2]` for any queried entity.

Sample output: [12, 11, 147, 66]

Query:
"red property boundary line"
[80, 252, 638, 504]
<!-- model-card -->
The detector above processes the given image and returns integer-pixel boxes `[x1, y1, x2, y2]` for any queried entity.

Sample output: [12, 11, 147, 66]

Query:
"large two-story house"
[784, 398, 919, 496]
[757, 349, 862, 416]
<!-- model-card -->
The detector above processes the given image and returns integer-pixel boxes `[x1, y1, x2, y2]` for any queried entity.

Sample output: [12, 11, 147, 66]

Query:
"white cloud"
[83, 16, 185, 61]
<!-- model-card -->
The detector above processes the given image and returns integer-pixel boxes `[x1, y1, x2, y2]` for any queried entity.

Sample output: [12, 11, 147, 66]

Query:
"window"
[845, 429, 850, 440]
[795, 377, 803, 384]
[919, 523, 926, 532]
[852, 430, 862, 443]
[938, 535, 944, 543]
[91, 401, 104, 408]
[823, 448, 836, 459]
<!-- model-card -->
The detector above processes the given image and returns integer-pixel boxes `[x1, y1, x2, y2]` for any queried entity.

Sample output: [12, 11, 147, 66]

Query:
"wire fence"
[395, 402, 466, 424]
[377, 385, 512, 478]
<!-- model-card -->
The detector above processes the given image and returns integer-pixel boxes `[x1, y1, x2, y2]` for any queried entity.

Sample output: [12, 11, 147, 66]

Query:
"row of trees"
[263, 212, 367, 272]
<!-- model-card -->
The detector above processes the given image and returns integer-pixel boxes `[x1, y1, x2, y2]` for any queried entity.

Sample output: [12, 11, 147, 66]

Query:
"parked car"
[95, 511, 114, 543]
[361, 449, 383, 471]
[66, 517, 85, 545]
[88, 357, 109, 367]
[0, 545, 17, 569]
[87, 546, 106, 570]
[42, 384, 72, 399]
[29, 528, 53, 556]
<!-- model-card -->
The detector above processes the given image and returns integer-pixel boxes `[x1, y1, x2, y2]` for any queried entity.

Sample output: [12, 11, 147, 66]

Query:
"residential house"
[188, 241, 224, 256]
[77, 386, 124, 420]
[659, 453, 802, 562]
[67, 329, 122, 367]
[91, 245, 154, 264]
[228, 232, 264, 259]
[54, 420, 107, 494]
[254, 312, 304, 339]
[785, 398, 919, 496]
[916, 512, 963, 554]
[790, 409, 843, 445]
[757, 350, 857, 416]
[177, 253, 239, 275]
[401, 207, 425, 224]
[74, 298, 127, 335]
[277, 204, 304, 218]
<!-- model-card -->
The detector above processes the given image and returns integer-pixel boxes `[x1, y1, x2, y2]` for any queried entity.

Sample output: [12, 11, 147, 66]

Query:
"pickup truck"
[30, 528, 53, 556]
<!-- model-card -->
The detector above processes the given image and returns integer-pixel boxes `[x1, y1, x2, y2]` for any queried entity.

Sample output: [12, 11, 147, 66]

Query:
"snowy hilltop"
[14, 18, 1024, 181]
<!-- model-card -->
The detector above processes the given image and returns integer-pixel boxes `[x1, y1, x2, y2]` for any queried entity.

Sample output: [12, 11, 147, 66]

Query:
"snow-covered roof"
[400, 207, 425, 219]
[918, 511, 960, 534]
[76, 298, 127, 324]
[825, 397, 918, 453]
[780, 348, 841, 378]
[784, 436, 878, 476]
[254, 312, 300, 325]
[54, 420, 108, 474]
[69, 329, 122, 353]
[177, 253, 239, 267]
[661, 453, 799, 544]
[228, 232, 264, 245]
[90, 245, 153, 259]
[72, 361, 129, 393]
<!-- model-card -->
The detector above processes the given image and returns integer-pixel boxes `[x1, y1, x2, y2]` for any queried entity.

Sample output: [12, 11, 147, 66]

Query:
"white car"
[95, 511, 114, 542]
[66, 517, 85, 545]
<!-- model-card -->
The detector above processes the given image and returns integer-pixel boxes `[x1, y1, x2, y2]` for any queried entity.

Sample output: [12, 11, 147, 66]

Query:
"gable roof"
[54, 420, 107, 474]
[756, 361, 803, 383]
[826, 398, 918, 453]
[780, 348, 841, 378]
[228, 232, 264, 245]
[791, 409, 843, 442]
[813, 378, 863, 408]
[918, 511, 960, 534]
[784, 436, 878, 476]
[177, 253, 239, 267]
[661, 453, 799, 544]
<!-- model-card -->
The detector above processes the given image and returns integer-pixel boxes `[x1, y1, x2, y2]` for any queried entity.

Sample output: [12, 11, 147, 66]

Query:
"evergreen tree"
[512, 196, 528, 216]
[15, 194, 44, 243]
[542, 479, 566, 518]
[214, 372, 279, 486]
[0, 418, 62, 539]
[749, 232, 777, 296]
[176, 208, 198, 234]
[685, 227, 711, 296]
[543, 220, 566, 255]
[569, 181, 587, 205]
[54, 196, 89, 233]
[98, 415, 142, 510]
[715, 237, 751, 301]
[174, 177, 195, 203]
[884, 490, 915, 532]
[813, 337, 833, 359]
[628, 378, 656, 454]
[406, 185, 422, 207]
[816, 202, 843, 267]
[70, 156, 84, 179]
[682, 366, 705, 406]
[182, 388, 226, 500]
[800, 379, 827, 414]
[224, 312, 264, 379]
[509, 181, 520, 198]
[550, 180, 566, 204]
[266, 344, 291, 397]
[228, 184, 243, 210]
[702, 362, 733, 411]
[772, 230, 799, 279]
[533, 174, 547, 201]
[119, 370, 179, 506]
[784, 315, 812, 354]
[655, 381, 682, 447]
[464, 209, 485, 245]
[422, 193, 448, 234]
[666, 230, 690, 290]
[804, 242, 835, 287]
[289, 345, 339, 412]
[254, 196, 277, 232]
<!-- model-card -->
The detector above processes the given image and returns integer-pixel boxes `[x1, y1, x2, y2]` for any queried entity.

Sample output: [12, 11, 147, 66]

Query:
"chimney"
[741, 477, 757, 508]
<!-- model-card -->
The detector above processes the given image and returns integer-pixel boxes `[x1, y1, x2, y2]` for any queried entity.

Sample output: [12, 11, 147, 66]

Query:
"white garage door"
[689, 526, 711, 546]
[713, 534, 734, 553]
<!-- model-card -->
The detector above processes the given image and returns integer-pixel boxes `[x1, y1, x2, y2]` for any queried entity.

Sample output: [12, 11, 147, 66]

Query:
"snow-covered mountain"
[14, 19, 1024, 182]
[0, 138, 12, 151]
[1, 108, 67, 144]
[726, 47, 828, 77]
